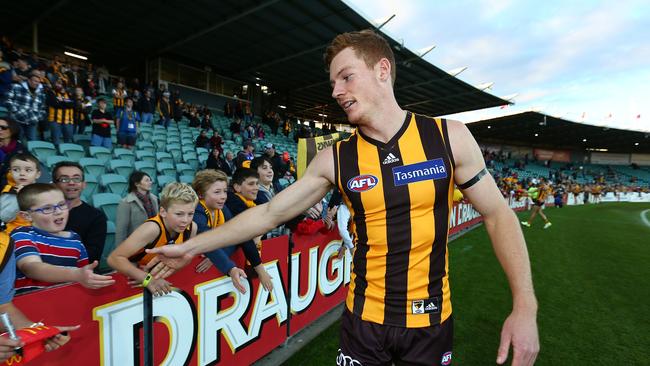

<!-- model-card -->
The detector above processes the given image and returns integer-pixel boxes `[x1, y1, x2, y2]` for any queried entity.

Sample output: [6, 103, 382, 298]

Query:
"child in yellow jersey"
[0, 153, 41, 234]
[108, 182, 198, 296]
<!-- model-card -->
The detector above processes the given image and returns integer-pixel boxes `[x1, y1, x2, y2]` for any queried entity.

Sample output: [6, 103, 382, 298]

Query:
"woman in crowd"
[115, 171, 159, 245]
[206, 148, 232, 176]
[0, 116, 25, 187]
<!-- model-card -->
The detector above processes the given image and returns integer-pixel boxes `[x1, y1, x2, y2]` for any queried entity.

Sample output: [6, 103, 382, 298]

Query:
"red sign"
[14, 237, 293, 365]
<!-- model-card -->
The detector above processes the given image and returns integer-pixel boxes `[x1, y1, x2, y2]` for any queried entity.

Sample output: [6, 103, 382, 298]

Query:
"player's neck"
[359, 102, 406, 144]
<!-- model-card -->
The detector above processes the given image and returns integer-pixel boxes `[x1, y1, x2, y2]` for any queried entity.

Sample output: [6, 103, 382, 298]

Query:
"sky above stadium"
[346, 0, 650, 132]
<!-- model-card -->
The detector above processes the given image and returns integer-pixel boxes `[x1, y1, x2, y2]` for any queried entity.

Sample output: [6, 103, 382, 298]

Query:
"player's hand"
[496, 309, 539, 366]
[44, 325, 80, 352]
[255, 266, 274, 292]
[146, 278, 172, 297]
[141, 257, 176, 279]
[76, 261, 116, 289]
[195, 257, 212, 273]
[228, 267, 248, 294]
[144, 247, 194, 279]
[0, 336, 23, 362]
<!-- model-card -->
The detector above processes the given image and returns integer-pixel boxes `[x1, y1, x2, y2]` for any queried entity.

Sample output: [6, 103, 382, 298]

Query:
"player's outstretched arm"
[447, 120, 539, 366]
[147, 147, 335, 263]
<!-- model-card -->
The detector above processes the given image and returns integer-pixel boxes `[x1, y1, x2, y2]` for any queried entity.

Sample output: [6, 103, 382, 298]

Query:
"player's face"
[26, 191, 69, 234]
[330, 47, 381, 124]
[234, 177, 259, 201]
[202, 181, 227, 210]
[160, 202, 195, 233]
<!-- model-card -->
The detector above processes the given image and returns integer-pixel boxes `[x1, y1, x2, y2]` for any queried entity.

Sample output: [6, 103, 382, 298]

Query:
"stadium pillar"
[32, 22, 38, 54]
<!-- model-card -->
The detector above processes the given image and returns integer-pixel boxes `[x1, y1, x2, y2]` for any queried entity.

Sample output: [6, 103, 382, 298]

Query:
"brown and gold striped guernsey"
[129, 214, 192, 266]
[333, 112, 456, 328]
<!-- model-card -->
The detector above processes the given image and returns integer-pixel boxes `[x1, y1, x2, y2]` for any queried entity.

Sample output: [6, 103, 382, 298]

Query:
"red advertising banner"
[13, 237, 292, 365]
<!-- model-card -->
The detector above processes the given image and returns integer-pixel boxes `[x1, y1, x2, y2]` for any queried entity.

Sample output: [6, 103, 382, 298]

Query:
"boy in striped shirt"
[11, 183, 114, 294]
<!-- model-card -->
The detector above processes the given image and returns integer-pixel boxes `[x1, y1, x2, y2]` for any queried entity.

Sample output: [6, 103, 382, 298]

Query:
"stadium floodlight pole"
[143, 289, 154, 366]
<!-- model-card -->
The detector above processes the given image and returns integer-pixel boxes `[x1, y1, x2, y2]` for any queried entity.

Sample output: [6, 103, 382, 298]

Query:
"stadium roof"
[467, 112, 650, 154]
[4, 0, 507, 121]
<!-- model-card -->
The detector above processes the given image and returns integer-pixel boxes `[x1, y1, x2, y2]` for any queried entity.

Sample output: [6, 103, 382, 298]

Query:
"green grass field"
[283, 203, 650, 365]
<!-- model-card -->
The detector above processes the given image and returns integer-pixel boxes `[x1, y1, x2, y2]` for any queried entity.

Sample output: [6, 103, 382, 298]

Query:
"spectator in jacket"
[6, 70, 45, 141]
[138, 89, 155, 124]
[157, 91, 172, 128]
[115, 97, 140, 149]
[115, 171, 158, 246]
[46, 79, 75, 144]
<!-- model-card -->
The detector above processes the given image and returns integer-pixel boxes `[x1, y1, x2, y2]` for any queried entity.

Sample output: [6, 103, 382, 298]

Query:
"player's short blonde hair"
[192, 169, 228, 197]
[159, 182, 198, 209]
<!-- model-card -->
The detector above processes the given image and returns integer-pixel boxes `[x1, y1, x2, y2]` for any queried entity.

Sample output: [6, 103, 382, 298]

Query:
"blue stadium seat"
[178, 175, 194, 184]
[27, 141, 57, 162]
[109, 159, 134, 177]
[46, 155, 69, 169]
[156, 175, 175, 191]
[99, 174, 128, 195]
[175, 163, 194, 177]
[134, 161, 156, 179]
[136, 150, 156, 165]
[79, 157, 106, 176]
[92, 193, 122, 222]
[89, 146, 112, 164]
[58, 143, 86, 161]
[156, 151, 174, 165]
[113, 148, 136, 163]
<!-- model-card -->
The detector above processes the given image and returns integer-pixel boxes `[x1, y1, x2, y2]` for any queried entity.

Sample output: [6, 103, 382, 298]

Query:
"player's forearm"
[186, 203, 278, 257]
[20, 262, 79, 284]
[484, 206, 537, 313]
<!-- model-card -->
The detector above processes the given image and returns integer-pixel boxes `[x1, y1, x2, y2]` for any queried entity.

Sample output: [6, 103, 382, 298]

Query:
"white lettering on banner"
[195, 275, 251, 366]
[93, 291, 195, 366]
[247, 261, 288, 342]
[93, 245, 353, 365]
[291, 247, 319, 313]
[195, 262, 286, 366]
[319, 242, 344, 296]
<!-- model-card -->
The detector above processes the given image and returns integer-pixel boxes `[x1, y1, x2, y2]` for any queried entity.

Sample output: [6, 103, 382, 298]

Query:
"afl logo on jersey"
[347, 175, 378, 192]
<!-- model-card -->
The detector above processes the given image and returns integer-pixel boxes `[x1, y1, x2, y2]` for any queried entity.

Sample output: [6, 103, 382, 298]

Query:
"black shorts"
[338, 308, 454, 366]
[534, 200, 544, 207]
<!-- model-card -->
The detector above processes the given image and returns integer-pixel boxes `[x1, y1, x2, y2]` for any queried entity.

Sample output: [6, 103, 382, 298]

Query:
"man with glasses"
[52, 161, 107, 264]
[11, 183, 114, 294]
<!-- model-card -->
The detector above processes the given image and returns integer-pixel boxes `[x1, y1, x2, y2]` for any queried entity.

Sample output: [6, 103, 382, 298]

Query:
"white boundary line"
[641, 209, 650, 228]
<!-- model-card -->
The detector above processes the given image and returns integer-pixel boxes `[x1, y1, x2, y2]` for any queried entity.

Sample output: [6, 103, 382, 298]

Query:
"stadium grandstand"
[0, 1, 648, 365]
